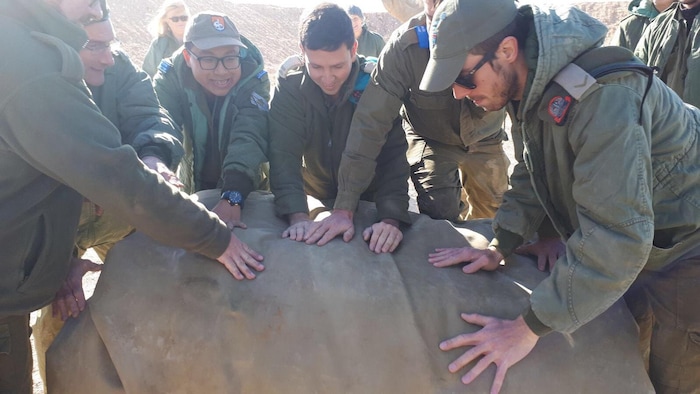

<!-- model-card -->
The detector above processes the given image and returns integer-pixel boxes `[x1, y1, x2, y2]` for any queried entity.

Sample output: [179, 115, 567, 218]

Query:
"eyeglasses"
[82, 39, 120, 55]
[168, 15, 189, 23]
[454, 51, 495, 90]
[188, 50, 241, 70]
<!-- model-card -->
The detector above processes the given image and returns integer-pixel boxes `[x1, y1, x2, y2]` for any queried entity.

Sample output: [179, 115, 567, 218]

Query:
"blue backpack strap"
[350, 57, 377, 104]
[413, 25, 430, 49]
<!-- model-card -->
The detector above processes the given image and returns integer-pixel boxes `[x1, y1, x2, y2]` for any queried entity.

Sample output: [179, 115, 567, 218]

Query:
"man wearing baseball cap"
[421, 0, 700, 392]
[154, 11, 270, 233]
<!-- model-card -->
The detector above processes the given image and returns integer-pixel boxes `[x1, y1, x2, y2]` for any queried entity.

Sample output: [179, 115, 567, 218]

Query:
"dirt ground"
[29, 1, 627, 392]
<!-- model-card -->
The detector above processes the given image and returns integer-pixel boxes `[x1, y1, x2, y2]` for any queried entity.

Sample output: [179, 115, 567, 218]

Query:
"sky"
[231, 0, 608, 13]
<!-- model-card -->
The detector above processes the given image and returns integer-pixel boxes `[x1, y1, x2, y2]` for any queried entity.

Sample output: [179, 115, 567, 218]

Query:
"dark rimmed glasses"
[188, 50, 242, 70]
[169, 15, 189, 23]
[454, 51, 495, 90]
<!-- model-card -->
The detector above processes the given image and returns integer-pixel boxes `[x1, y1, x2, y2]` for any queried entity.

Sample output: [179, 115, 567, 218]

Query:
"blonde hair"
[147, 0, 190, 38]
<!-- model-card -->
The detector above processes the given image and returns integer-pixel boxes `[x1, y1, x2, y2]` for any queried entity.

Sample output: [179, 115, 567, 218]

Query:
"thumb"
[362, 226, 372, 241]
[343, 226, 355, 243]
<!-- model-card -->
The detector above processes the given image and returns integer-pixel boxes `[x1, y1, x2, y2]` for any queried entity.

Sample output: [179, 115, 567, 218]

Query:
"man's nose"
[452, 83, 471, 100]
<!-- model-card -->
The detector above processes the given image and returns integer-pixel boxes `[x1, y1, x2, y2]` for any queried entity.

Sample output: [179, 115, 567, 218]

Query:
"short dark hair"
[469, 11, 529, 55]
[299, 3, 355, 51]
[346, 5, 364, 19]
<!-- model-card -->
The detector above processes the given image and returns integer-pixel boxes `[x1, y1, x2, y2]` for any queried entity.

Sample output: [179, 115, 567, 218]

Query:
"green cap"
[419, 0, 517, 92]
[184, 12, 247, 50]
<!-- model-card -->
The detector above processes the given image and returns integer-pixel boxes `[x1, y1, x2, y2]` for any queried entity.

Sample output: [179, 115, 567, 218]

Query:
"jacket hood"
[521, 5, 608, 115]
[628, 0, 660, 18]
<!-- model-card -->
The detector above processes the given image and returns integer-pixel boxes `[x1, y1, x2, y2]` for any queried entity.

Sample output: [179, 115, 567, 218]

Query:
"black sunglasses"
[169, 15, 189, 23]
[454, 51, 495, 90]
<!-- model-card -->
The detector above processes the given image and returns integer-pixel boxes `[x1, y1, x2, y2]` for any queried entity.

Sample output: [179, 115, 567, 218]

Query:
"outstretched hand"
[52, 256, 102, 321]
[303, 209, 355, 246]
[212, 200, 247, 230]
[515, 237, 565, 272]
[217, 233, 264, 280]
[428, 246, 504, 273]
[440, 314, 539, 393]
[362, 219, 403, 254]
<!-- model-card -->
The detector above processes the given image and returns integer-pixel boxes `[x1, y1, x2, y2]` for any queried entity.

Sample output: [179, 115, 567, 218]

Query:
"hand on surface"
[429, 246, 503, 273]
[362, 219, 402, 253]
[440, 314, 539, 393]
[52, 256, 102, 320]
[515, 237, 565, 272]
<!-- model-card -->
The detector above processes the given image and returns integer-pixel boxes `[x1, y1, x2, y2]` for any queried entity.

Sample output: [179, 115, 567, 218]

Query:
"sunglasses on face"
[454, 51, 495, 90]
[169, 15, 189, 23]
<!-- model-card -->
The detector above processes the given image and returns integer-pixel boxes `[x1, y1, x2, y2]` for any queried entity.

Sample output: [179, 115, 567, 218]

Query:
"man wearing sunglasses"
[154, 12, 270, 232]
[421, 0, 700, 392]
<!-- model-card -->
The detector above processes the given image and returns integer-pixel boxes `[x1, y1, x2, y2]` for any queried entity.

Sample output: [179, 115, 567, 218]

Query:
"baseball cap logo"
[211, 16, 225, 31]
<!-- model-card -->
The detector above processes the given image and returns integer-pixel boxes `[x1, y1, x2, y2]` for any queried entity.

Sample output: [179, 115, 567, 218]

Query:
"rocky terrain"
[108, 1, 630, 77]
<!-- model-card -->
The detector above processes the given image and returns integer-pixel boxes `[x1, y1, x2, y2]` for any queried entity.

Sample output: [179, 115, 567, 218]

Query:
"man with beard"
[421, 0, 700, 392]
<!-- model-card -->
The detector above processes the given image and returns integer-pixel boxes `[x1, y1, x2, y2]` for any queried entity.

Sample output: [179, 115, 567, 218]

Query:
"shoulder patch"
[256, 70, 268, 80]
[158, 59, 173, 75]
[250, 91, 269, 111]
[548, 95, 573, 126]
[413, 25, 430, 49]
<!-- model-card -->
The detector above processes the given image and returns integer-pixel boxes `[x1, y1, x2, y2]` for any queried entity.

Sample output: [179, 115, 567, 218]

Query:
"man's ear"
[182, 48, 192, 69]
[498, 36, 519, 64]
[350, 40, 358, 61]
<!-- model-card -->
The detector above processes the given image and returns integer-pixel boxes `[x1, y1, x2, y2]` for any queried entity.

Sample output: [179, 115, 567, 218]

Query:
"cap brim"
[419, 51, 467, 92]
[191, 37, 247, 51]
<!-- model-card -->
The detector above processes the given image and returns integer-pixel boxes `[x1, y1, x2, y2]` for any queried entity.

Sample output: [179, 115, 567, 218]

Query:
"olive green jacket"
[335, 13, 505, 213]
[635, 3, 700, 107]
[0, 0, 230, 318]
[493, 6, 700, 335]
[91, 50, 183, 168]
[154, 38, 270, 196]
[269, 56, 410, 224]
[609, 0, 661, 50]
[356, 25, 386, 57]
[142, 35, 181, 77]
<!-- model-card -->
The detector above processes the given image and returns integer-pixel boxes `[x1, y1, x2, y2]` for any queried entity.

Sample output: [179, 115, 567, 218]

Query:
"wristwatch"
[220, 190, 244, 208]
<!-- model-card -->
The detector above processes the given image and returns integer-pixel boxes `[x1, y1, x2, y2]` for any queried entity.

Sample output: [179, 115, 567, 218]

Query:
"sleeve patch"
[548, 95, 572, 126]
[250, 92, 269, 111]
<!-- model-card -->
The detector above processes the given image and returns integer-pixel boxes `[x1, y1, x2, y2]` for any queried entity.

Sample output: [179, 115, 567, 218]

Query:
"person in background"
[609, 0, 676, 50]
[154, 11, 270, 231]
[143, 0, 190, 77]
[269, 3, 411, 254]
[635, 0, 700, 108]
[347, 4, 386, 57]
[0, 0, 264, 391]
[420, 0, 700, 392]
[32, 6, 187, 386]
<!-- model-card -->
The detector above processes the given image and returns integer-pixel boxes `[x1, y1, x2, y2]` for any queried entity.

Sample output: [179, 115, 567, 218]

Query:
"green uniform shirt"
[269, 56, 410, 224]
[635, 3, 700, 107]
[492, 5, 700, 335]
[335, 13, 506, 213]
[609, 0, 660, 50]
[356, 25, 386, 57]
[153, 38, 270, 196]
[142, 35, 181, 77]
[0, 0, 230, 318]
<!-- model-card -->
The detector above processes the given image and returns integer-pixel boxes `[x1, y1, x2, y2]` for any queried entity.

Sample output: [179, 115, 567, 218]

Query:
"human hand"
[362, 219, 402, 253]
[52, 256, 102, 321]
[212, 200, 247, 230]
[282, 212, 313, 241]
[440, 314, 539, 393]
[428, 246, 503, 274]
[515, 237, 565, 272]
[141, 155, 184, 189]
[216, 233, 264, 280]
[303, 209, 355, 246]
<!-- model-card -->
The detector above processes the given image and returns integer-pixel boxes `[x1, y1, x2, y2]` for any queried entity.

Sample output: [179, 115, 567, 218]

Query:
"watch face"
[221, 191, 243, 206]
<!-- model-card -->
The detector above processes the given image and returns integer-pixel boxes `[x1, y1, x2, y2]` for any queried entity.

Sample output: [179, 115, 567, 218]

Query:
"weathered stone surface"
[47, 191, 653, 393]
